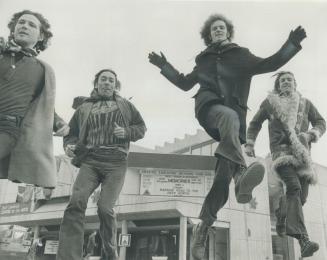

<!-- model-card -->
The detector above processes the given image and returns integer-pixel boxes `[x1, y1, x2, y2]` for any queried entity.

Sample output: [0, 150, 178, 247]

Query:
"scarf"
[85, 89, 116, 102]
[0, 39, 38, 57]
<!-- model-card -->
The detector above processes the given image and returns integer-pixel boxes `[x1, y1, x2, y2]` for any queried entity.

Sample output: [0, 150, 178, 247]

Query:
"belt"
[0, 114, 23, 127]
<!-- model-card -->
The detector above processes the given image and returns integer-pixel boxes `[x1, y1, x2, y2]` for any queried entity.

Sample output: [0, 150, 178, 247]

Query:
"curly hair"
[200, 14, 234, 46]
[273, 71, 297, 93]
[7, 10, 53, 53]
[93, 69, 121, 91]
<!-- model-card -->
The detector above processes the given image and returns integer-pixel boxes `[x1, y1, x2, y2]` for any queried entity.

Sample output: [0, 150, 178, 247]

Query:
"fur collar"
[267, 91, 300, 129]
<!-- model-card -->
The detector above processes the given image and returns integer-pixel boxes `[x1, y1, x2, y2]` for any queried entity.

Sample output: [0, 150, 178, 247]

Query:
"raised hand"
[289, 26, 306, 45]
[148, 51, 167, 68]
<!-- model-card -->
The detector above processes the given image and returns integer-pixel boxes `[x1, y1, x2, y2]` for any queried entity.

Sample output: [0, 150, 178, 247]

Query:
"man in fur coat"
[246, 71, 326, 258]
[149, 13, 306, 260]
[56, 69, 146, 260]
[0, 10, 69, 188]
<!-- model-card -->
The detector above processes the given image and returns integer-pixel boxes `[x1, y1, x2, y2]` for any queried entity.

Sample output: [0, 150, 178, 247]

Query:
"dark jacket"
[160, 39, 301, 143]
[247, 92, 325, 183]
[64, 94, 146, 165]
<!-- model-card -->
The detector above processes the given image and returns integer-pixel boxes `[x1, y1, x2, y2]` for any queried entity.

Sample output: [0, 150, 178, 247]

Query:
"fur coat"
[247, 91, 326, 184]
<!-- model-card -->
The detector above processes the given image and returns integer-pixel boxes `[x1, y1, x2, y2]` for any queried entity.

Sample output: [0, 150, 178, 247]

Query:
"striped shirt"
[85, 100, 128, 154]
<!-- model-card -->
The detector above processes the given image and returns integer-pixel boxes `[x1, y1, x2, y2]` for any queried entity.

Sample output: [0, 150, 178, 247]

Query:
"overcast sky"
[1, 0, 327, 166]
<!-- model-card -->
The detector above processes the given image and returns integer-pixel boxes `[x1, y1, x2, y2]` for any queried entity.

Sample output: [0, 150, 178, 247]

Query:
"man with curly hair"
[56, 69, 146, 260]
[148, 14, 306, 259]
[246, 71, 325, 258]
[0, 10, 68, 188]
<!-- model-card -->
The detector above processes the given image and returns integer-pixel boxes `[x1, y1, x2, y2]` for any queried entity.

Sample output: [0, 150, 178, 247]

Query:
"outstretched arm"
[148, 51, 198, 91]
[247, 26, 307, 75]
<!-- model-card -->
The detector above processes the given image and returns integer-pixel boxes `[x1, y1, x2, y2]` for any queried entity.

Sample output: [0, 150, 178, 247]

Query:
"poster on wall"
[44, 240, 59, 254]
[139, 168, 214, 197]
[0, 202, 31, 216]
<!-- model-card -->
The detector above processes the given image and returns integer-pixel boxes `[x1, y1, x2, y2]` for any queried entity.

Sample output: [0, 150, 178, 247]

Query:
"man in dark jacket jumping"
[148, 14, 306, 259]
[56, 69, 146, 260]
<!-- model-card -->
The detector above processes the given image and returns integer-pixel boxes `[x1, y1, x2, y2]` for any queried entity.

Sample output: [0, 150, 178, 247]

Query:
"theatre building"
[0, 129, 327, 260]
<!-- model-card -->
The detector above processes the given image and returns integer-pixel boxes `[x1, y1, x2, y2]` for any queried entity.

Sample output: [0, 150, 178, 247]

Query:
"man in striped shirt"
[56, 69, 146, 260]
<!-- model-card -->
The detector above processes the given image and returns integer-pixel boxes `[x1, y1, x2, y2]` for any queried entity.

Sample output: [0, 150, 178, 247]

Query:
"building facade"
[0, 129, 326, 260]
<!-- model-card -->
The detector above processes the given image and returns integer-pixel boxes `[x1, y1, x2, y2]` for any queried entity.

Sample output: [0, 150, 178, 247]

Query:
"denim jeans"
[0, 132, 17, 178]
[56, 159, 127, 260]
[0, 132, 16, 159]
[276, 165, 309, 238]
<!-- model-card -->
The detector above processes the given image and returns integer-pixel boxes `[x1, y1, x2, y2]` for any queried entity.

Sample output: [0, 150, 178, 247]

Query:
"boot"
[298, 234, 319, 257]
[191, 221, 209, 260]
[234, 162, 265, 203]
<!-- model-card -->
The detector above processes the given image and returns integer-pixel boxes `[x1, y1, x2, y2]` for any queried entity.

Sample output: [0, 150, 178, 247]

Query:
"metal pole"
[33, 225, 39, 240]
[119, 220, 128, 260]
[179, 216, 187, 260]
[29, 225, 40, 260]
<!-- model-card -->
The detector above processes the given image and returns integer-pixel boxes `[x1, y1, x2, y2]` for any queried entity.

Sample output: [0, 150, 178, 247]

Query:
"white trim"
[188, 217, 230, 228]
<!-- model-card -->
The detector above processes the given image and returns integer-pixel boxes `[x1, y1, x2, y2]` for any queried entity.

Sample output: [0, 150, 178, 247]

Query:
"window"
[208, 227, 229, 260]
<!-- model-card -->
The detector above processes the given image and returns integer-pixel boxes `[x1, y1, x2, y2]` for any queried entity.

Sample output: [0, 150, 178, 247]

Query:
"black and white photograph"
[0, 1, 326, 260]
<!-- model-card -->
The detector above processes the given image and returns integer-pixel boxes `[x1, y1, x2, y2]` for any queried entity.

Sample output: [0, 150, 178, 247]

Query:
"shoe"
[235, 162, 265, 203]
[299, 235, 319, 257]
[191, 222, 209, 260]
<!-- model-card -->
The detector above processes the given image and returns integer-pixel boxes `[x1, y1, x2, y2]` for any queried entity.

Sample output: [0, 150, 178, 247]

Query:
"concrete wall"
[1, 152, 327, 260]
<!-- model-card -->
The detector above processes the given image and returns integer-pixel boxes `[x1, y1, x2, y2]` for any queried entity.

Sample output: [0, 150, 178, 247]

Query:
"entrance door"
[126, 230, 178, 260]
[208, 227, 229, 260]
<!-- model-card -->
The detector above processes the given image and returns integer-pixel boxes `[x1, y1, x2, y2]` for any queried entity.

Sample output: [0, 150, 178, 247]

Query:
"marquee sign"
[0, 202, 31, 216]
[139, 168, 214, 197]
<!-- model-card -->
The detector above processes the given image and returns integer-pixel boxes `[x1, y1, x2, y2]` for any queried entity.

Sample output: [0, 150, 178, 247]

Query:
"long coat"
[0, 60, 62, 188]
[247, 92, 326, 183]
[160, 39, 301, 144]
